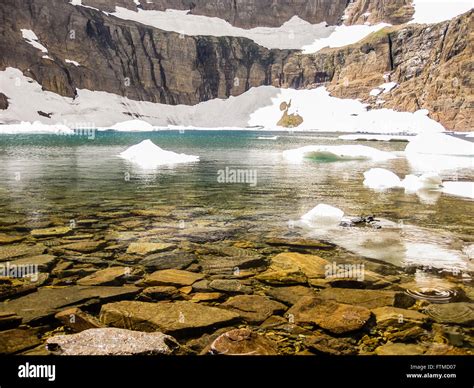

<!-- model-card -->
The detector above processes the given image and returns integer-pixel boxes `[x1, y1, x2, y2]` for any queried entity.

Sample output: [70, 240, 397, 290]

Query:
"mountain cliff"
[0, 0, 472, 131]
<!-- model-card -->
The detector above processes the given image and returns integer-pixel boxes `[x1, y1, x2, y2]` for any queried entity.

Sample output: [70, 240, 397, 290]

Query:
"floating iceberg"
[105, 120, 154, 132]
[257, 136, 279, 140]
[283, 145, 396, 163]
[405, 133, 474, 156]
[442, 182, 474, 200]
[119, 139, 199, 168]
[364, 168, 443, 192]
[301, 204, 344, 228]
[363, 168, 402, 190]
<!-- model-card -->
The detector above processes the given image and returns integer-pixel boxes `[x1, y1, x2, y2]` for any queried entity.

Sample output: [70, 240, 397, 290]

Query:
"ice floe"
[442, 182, 474, 199]
[283, 145, 396, 163]
[410, 0, 473, 24]
[405, 133, 474, 156]
[363, 168, 402, 190]
[119, 139, 199, 168]
[301, 204, 344, 228]
[21, 29, 48, 53]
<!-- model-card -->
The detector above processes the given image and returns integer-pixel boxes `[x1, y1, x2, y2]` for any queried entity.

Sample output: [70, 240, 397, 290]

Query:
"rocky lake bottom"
[0, 131, 472, 356]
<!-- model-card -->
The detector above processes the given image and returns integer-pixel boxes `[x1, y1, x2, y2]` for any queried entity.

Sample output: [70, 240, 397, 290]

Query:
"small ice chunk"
[363, 168, 402, 190]
[119, 139, 199, 168]
[402, 173, 443, 192]
[301, 204, 344, 228]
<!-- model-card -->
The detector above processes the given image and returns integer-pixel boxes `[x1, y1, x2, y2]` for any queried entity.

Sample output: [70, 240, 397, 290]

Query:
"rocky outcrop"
[0, 93, 8, 109]
[84, 0, 349, 28]
[0, 0, 471, 130]
[283, 10, 473, 130]
[344, 0, 415, 25]
[0, 0, 288, 103]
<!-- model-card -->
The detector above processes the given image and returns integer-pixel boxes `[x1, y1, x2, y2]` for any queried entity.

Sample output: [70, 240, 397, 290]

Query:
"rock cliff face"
[344, 0, 414, 25]
[83, 0, 350, 28]
[281, 11, 473, 131]
[0, 0, 289, 104]
[0, 0, 472, 130]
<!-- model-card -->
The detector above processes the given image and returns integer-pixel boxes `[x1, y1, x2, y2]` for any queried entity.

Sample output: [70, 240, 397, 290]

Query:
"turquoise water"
[0, 131, 473, 271]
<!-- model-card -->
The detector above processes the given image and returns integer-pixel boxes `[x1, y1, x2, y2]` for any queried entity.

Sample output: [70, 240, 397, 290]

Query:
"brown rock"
[287, 296, 371, 334]
[127, 242, 176, 256]
[100, 301, 240, 336]
[318, 288, 415, 309]
[304, 332, 358, 355]
[77, 267, 130, 286]
[209, 328, 278, 355]
[256, 252, 329, 285]
[0, 328, 41, 355]
[142, 269, 205, 287]
[221, 295, 287, 324]
[55, 307, 103, 332]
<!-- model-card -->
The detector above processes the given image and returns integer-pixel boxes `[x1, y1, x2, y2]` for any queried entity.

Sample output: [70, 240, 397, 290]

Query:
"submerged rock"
[209, 328, 278, 355]
[30, 227, 72, 238]
[77, 267, 130, 286]
[317, 288, 415, 309]
[425, 303, 474, 326]
[373, 306, 429, 330]
[0, 328, 41, 355]
[304, 332, 358, 355]
[55, 307, 104, 332]
[208, 279, 253, 294]
[100, 301, 240, 336]
[0, 311, 22, 330]
[141, 269, 205, 287]
[287, 296, 371, 334]
[264, 286, 317, 306]
[0, 244, 46, 261]
[0, 286, 140, 323]
[375, 342, 426, 356]
[140, 252, 196, 271]
[47, 328, 179, 355]
[256, 252, 329, 285]
[126, 242, 176, 256]
[221, 295, 287, 324]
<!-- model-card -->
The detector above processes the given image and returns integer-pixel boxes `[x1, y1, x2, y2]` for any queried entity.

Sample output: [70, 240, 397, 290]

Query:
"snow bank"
[104, 120, 154, 132]
[405, 133, 474, 156]
[249, 88, 445, 133]
[0, 68, 448, 134]
[119, 139, 199, 168]
[283, 145, 396, 163]
[442, 182, 474, 199]
[21, 29, 48, 53]
[302, 23, 390, 54]
[0, 121, 73, 135]
[301, 204, 344, 228]
[411, 0, 473, 24]
[108, 8, 334, 50]
[369, 82, 398, 97]
[65, 59, 80, 66]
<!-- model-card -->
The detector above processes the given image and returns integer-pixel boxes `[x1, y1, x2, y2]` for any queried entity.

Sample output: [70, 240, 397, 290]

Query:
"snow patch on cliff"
[411, 0, 473, 24]
[21, 29, 48, 53]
